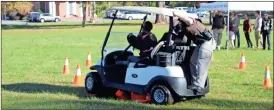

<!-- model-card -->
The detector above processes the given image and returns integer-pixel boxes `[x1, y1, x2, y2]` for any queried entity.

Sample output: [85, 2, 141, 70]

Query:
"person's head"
[264, 13, 269, 19]
[254, 10, 260, 17]
[217, 10, 222, 15]
[229, 13, 234, 18]
[142, 21, 153, 32]
[244, 13, 249, 19]
[234, 13, 238, 18]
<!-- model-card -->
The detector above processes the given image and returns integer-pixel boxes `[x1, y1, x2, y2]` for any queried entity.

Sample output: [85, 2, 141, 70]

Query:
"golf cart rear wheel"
[150, 85, 174, 105]
[40, 19, 45, 23]
[85, 72, 102, 95]
[55, 18, 60, 22]
[128, 16, 133, 20]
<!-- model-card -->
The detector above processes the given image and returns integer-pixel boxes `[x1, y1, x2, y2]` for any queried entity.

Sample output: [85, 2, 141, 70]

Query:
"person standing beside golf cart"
[173, 10, 216, 93]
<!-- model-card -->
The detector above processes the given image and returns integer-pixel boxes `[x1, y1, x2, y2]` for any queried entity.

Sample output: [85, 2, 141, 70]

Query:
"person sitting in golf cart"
[136, 21, 158, 58]
[127, 21, 157, 63]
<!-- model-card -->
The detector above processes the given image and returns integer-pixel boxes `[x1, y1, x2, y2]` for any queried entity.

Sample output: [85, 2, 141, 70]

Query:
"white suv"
[38, 13, 61, 23]
[121, 11, 146, 20]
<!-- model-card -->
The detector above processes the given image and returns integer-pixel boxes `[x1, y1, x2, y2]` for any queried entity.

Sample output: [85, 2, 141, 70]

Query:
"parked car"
[38, 13, 61, 23]
[121, 11, 146, 20]
[174, 7, 188, 11]
[27, 12, 41, 22]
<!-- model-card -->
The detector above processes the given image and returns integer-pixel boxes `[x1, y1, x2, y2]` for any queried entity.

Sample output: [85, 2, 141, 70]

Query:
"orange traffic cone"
[116, 89, 130, 100]
[73, 64, 83, 86]
[263, 66, 273, 88]
[62, 57, 69, 75]
[238, 52, 246, 70]
[86, 52, 92, 67]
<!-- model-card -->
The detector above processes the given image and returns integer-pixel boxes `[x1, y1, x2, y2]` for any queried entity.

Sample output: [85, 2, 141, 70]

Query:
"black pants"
[262, 31, 271, 50]
[244, 32, 253, 48]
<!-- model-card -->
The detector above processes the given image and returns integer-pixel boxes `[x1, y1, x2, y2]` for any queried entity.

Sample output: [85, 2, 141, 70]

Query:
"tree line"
[1, 1, 198, 20]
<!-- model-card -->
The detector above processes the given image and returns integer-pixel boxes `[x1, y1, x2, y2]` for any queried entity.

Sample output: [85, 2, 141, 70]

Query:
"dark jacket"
[261, 18, 272, 33]
[243, 19, 252, 32]
[212, 15, 226, 29]
[229, 18, 234, 32]
[136, 31, 157, 58]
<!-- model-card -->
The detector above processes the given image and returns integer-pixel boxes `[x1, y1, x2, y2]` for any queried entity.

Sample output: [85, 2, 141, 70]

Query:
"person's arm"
[261, 19, 264, 32]
[242, 20, 245, 31]
[270, 19, 272, 30]
[259, 18, 263, 31]
[173, 10, 194, 25]
[212, 11, 216, 17]
[236, 18, 240, 27]
[222, 17, 226, 29]
[248, 20, 252, 32]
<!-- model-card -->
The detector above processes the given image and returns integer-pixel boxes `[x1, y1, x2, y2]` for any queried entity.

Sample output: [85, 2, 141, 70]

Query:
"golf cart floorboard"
[104, 82, 145, 94]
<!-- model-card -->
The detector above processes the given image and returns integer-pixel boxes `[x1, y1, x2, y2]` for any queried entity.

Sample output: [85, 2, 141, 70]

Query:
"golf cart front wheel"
[150, 85, 174, 105]
[85, 72, 102, 95]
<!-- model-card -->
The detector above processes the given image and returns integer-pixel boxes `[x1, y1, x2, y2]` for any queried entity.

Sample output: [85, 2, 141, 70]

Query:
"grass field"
[2, 21, 273, 109]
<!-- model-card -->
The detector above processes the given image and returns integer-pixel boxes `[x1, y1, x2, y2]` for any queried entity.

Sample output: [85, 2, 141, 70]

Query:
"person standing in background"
[243, 13, 253, 48]
[233, 13, 240, 48]
[254, 10, 263, 48]
[261, 13, 272, 50]
[212, 10, 226, 50]
[226, 13, 235, 49]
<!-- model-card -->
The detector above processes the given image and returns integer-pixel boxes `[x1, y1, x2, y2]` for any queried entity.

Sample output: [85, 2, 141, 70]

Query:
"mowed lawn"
[1, 21, 273, 109]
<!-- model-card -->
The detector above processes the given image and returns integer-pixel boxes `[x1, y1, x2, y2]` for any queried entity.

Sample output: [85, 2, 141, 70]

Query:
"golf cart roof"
[111, 6, 199, 19]
[111, 6, 175, 17]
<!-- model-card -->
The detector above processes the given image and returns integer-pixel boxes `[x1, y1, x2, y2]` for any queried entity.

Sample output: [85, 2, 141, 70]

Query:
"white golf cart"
[85, 6, 209, 105]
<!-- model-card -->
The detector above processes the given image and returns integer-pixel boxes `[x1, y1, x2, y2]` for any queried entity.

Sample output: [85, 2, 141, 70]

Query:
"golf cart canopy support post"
[101, 10, 118, 72]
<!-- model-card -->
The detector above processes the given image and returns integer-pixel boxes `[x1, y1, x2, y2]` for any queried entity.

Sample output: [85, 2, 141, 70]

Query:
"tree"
[155, 1, 165, 24]
[2, 2, 33, 20]
[82, 1, 87, 27]
[91, 1, 96, 23]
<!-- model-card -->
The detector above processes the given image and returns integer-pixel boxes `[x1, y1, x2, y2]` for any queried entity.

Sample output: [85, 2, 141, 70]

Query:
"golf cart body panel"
[125, 64, 184, 85]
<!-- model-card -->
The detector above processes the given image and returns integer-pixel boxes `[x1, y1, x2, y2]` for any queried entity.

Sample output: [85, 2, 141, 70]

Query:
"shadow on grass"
[2, 83, 273, 109]
[17, 99, 156, 109]
[193, 98, 273, 109]
[1, 23, 142, 30]
[2, 83, 87, 98]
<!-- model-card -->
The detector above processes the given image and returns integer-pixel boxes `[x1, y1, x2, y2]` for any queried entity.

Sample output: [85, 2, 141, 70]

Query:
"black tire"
[55, 18, 60, 22]
[150, 85, 174, 105]
[40, 18, 45, 23]
[128, 16, 133, 20]
[85, 72, 102, 94]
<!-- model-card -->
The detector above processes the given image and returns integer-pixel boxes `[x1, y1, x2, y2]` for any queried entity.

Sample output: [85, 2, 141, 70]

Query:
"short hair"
[255, 10, 260, 14]
[143, 21, 153, 32]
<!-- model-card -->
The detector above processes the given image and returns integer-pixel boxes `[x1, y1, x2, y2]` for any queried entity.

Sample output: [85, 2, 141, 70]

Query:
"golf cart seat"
[128, 56, 140, 62]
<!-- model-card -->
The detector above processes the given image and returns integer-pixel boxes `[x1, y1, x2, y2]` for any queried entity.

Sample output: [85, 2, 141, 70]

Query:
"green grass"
[2, 21, 273, 109]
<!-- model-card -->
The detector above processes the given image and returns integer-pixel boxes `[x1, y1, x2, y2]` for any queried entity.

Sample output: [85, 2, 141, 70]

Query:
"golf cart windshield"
[101, 6, 177, 58]
[104, 31, 138, 55]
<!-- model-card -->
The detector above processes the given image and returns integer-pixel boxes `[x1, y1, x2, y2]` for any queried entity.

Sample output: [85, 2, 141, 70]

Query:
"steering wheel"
[114, 33, 136, 62]
[150, 41, 165, 59]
